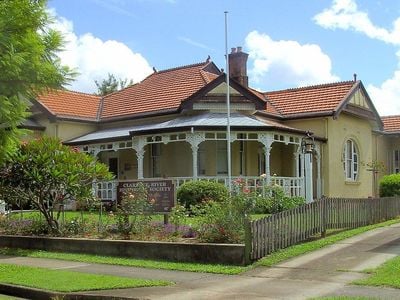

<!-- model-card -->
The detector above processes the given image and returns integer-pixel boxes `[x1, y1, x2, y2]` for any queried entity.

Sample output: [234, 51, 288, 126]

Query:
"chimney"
[228, 46, 249, 87]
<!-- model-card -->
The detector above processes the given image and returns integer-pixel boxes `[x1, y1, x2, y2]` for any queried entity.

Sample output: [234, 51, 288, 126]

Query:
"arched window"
[343, 139, 359, 181]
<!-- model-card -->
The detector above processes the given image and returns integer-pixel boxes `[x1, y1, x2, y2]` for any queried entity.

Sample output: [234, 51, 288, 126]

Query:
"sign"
[117, 180, 175, 213]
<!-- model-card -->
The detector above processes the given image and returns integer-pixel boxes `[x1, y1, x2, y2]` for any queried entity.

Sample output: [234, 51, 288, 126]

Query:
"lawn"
[310, 297, 378, 300]
[353, 255, 400, 288]
[0, 248, 247, 275]
[0, 263, 171, 292]
[255, 218, 400, 267]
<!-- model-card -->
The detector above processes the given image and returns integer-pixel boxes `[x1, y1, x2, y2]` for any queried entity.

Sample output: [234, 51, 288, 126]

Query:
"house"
[27, 47, 400, 202]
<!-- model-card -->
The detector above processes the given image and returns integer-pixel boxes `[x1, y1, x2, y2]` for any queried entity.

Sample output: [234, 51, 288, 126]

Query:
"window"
[150, 144, 161, 177]
[343, 139, 359, 181]
[394, 150, 400, 174]
[239, 141, 246, 175]
[216, 141, 228, 175]
[197, 143, 206, 175]
[258, 147, 265, 175]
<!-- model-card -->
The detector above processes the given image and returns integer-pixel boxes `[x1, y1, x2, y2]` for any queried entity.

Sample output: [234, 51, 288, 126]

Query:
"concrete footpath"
[1, 223, 400, 299]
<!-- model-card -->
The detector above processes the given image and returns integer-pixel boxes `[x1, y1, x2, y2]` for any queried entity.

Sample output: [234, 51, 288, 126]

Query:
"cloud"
[367, 51, 400, 116]
[245, 31, 339, 89]
[314, 0, 400, 115]
[51, 12, 153, 93]
[314, 0, 400, 45]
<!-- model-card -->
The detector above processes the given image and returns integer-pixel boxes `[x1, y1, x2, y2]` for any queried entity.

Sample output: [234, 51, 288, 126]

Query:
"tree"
[0, 137, 112, 233]
[95, 73, 133, 95]
[0, 0, 73, 161]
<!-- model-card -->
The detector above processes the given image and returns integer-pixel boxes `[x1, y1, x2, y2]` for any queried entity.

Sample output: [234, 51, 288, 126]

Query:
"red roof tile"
[382, 115, 400, 133]
[37, 90, 101, 120]
[100, 61, 220, 120]
[264, 81, 356, 117]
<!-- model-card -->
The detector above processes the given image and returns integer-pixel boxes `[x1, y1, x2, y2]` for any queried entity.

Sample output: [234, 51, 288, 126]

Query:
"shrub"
[177, 181, 228, 209]
[0, 137, 112, 233]
[0, 217, 49, 236]
[193, 200, 245, 243]
[115, 183, 154, 237]
[254, 185, 306, 214]
[379, 174, 400, 197]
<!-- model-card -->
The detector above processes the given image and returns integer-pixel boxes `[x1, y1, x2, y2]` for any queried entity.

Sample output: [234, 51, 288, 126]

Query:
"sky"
[48, 0, 400, 116]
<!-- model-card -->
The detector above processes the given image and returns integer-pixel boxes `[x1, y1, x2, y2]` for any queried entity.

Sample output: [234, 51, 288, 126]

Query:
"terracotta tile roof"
[382, 115, 400, 133]
[37, 90, 101, 120]
[247, 87, 276, 114]
[100, 61, 221, 120]
[264, 81, 356, 117]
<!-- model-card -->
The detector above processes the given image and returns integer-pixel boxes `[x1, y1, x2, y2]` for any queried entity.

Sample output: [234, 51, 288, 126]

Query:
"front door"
[109, 157, 118, 178]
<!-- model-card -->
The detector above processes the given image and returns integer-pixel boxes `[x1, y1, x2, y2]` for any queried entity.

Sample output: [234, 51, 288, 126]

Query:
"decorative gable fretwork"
[78, 130, 303, 156]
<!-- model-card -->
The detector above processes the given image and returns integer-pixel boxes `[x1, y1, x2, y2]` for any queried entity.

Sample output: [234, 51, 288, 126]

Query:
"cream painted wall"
[386, 136, 400, 174]
[35, 117, 96, 142]
[162, 142, 192, 177]
[118, 149, 137, 180]
[285, 118, 327, 138]
[325, 113, 374, 197]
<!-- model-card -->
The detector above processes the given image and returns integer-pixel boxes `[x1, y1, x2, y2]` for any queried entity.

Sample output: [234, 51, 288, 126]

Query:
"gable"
[336, 82, 383, 130]
[348, 89, 369, 109]
[182, 74, 266, 111]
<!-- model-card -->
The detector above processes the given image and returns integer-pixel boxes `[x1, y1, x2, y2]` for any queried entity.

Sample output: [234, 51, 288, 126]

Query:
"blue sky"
[48, 0, 400, 115]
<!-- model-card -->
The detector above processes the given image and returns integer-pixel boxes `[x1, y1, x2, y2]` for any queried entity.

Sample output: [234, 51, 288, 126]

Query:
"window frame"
[343, 139, 359, 181]
[394, 149, 400, 174]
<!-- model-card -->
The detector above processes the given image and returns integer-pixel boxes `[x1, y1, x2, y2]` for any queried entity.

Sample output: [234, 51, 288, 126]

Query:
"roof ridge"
[264, 80, 356, 94]
[155, 61, 209, 74]
[381, 114, 400, 118]
[51, 88, 100, 98]
[101, 81, 141, 99]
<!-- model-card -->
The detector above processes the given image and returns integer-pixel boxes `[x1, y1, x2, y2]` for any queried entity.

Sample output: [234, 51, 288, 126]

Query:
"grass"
[255, 218, 400, 267]
[353, 255, 400, 288]
[309, 297, 378, 300]
[0, 295, 19, 300]
[0, 248, 247, 275]
[0, 263, 171, 292]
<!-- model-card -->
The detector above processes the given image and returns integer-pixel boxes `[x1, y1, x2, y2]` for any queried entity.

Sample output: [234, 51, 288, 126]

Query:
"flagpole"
[224, 11, 232, 193]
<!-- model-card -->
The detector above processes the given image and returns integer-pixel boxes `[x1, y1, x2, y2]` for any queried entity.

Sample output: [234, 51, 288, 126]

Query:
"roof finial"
[206, 55, 211, 63]
[353, 73, 357, 82]
[153, 67, 157, 73]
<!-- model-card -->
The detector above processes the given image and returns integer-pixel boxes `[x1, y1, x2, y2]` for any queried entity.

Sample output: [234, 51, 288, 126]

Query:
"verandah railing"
[249, 197, 400, 261]
[173, 176, 304, 197]
[94, 176, 305, 202]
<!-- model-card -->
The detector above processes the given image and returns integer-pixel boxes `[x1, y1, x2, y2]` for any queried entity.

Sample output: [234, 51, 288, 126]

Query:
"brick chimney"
[229, 46, 249, 87]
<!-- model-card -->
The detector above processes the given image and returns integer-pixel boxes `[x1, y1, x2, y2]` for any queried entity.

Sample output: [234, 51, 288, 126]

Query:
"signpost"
[117, 179, 175, 213]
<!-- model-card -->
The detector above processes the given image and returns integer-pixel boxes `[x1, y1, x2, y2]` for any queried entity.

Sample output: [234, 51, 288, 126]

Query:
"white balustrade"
[94, 176, 304, 202]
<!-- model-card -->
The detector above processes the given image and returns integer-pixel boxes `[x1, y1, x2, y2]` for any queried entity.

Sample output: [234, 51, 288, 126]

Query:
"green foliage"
[0, 217, 49, 236]
[193, 200, 246, 243]
[256, 218, 400, 267]
[169, 204, 188, 228]
[177, 180, 229, 209]
[379, 173, 400, 197]
[115, 183, 154, 236]
[0, 248, 247, 274]
[353, 255, 400, 288]
[95, 73, 133, 95]
[0, 263, 171, 292]
[250, 185, 306, 214]
[0, 137, 112, 233]
[0, 0, 74, 161]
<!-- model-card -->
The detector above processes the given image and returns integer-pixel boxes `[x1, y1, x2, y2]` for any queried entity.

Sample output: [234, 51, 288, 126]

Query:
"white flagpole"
[224, 11, 232, 193]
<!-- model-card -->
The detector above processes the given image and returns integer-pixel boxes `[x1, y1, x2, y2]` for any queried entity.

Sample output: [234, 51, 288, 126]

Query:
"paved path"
[1, 223, 400, 299]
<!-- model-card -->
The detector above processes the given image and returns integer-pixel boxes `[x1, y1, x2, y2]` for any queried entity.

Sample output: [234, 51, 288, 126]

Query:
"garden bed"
[0, 235, 246, 265]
